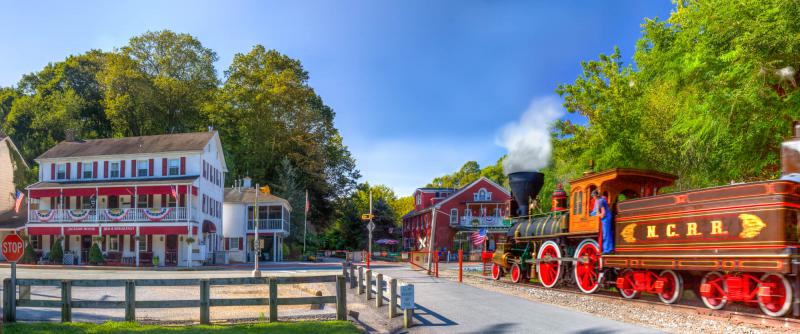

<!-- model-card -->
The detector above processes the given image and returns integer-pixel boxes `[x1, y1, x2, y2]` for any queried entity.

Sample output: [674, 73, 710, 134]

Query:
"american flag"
[305, 190, 310, 213]
[471, 227, 487, 246]
[14, 190, 24, 213]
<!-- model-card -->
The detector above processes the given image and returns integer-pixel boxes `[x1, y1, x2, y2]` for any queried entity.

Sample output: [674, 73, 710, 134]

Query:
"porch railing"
[28, 207, 195, 223]
[247, 218, 289, 233]
[452, 216, 510, 228]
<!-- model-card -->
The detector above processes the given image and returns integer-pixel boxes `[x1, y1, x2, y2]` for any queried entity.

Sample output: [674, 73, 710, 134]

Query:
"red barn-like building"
[401, 177, 511, 259]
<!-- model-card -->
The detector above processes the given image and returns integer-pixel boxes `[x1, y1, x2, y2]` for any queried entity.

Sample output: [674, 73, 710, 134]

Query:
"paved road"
[375, 266, 662, 334]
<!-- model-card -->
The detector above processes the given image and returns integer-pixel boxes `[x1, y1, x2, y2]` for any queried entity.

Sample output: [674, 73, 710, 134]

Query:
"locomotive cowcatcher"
[491, 122, 800, 317]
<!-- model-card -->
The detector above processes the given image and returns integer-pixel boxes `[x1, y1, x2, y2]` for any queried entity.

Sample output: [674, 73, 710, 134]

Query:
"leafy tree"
[427, 158, 508, 189]
[48, 238, 64, 264]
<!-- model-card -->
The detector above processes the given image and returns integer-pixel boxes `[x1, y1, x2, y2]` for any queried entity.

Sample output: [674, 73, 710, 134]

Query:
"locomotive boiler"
[491, 123, 800, 318]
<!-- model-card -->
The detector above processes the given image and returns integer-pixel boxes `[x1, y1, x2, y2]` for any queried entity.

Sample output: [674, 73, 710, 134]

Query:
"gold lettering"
[646, 225, 659, 238]
[710, 220, 727, 235]
[687, 222, 702, 236]
[666, 224, 680, 237]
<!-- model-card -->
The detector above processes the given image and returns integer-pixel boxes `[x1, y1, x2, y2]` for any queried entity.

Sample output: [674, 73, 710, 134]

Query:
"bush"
[48, 238, 64, 264]
[88, 242, 104, 265]
[20, 243, 37, 264]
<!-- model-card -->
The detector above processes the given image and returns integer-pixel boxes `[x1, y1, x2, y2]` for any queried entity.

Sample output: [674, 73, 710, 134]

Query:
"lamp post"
[253, 183, 261, 278]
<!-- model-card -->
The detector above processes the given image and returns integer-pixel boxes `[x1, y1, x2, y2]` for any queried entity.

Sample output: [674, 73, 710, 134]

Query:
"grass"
[3, 321, 362, 334]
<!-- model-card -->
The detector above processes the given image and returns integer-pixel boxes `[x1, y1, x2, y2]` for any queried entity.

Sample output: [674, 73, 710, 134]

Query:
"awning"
[99, 187, 134, 196]
[29, 189, 61, 198]
[63, 188, 97, 197]
[64, 226, 99, 235]
[202, 220, 216, 233]
[127, 185, 198, 196]
[139, 225, 197, 235]
[102, 226, 136, 235]
[27, 226, 61, 235]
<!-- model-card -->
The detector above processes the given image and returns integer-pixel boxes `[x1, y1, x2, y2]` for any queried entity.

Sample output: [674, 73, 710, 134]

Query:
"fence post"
[349, 265, 356, 289]
[375, 273, 384, 307]
[389, 278, 398, 318]
[335, 275, 347, 321]
[269, 278, 278, 322]
[365, 270, 373, 300]
[125, 280, 136, 322]
[458, 249, 463, 283]
[357, 267, 364, 294]
[61, 280, 72, 323]
[3, 278, 12, 322]
[200, 279, 210, 325]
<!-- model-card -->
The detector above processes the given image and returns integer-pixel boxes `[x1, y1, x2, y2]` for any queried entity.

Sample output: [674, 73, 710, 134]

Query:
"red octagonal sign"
[2, 234, 25, 263]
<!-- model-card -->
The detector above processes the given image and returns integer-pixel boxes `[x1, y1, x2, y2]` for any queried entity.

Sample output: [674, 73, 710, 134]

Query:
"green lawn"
[3, 321, 362, 334]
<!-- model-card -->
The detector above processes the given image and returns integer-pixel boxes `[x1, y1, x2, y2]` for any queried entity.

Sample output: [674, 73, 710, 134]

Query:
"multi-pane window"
[56, 164, 66, 179]
[82, 162, 93, 179]
[166, 193, 177, 207]
[30, 235, 42, 250]
[230, 237, 241, 250]
[110, 162, 120, 178]
[80, 196, 93, 209]
[450, 208, 458, 224]
[140, 235, 152, 252]
[137, 161, 148, 177]
[137, 195, 148, 208]
[168, 159, 180, 176]
[109, 235, 119, 251]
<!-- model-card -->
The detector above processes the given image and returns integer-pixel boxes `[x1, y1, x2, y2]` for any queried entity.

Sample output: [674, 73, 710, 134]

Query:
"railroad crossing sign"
[2, 234, 24, 262]
[361, 213, 374, 221]
[367, 221, 376, 232]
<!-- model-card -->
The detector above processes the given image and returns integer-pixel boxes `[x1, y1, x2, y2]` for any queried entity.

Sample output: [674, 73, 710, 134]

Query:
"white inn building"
[25, 131, 226, 267]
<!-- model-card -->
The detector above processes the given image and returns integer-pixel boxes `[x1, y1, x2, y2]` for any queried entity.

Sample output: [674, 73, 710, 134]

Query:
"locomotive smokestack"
[509, 171, 545, 216]
[781, 121, 800, 177]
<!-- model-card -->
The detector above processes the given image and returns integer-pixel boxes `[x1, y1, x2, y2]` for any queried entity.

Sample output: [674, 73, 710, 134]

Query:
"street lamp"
[426, 207, 452, 275]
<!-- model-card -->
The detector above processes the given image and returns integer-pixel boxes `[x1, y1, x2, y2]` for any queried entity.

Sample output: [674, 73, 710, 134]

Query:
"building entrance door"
[80, 236, 92, 264]
[165, 235, 178, 266]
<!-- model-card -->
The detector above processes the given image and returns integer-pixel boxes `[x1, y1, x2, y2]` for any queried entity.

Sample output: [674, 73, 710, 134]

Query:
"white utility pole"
[368, 189, 373, 259]
[253, 183, 261, 277]
[427, 205, 439, 275]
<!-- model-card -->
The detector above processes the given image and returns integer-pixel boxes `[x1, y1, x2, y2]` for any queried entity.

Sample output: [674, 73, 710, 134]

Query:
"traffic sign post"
[3, 234, 25, 323]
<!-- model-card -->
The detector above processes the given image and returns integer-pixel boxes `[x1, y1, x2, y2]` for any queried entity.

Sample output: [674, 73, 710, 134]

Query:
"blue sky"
[0, 1, 673, 196]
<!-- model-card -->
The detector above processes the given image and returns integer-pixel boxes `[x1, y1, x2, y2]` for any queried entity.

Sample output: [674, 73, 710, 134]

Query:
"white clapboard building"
[223, 178, 291, 263]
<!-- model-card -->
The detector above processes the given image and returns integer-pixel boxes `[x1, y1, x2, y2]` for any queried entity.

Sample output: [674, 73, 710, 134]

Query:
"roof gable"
[434, 177, 510, 208]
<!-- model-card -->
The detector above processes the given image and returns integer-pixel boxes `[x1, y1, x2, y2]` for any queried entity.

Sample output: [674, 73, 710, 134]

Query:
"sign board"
[2, 234, 25, 262]
[361, 213, 374, 221]
[367, 221, 376, 232]
[400, 284, 415, 309]
[259, 239, 265, 249]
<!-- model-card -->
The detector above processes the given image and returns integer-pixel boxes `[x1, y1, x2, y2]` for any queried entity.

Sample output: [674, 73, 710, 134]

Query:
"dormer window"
[474, 188, 491, 201]
[82, 162, 93, 179]
[137, 161, 148, 177]
[56, 164, 66, 180]
[416, 194, 421, 205]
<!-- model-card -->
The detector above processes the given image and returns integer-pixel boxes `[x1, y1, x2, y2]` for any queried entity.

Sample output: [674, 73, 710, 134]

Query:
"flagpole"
[303, 190, 308, 255]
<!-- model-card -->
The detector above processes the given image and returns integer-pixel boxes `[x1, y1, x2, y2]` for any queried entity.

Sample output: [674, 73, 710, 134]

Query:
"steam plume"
[497, 96, 564, 174]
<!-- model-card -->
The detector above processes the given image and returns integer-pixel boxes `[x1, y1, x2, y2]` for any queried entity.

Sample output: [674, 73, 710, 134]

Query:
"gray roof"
[224, 188, 291, 210]
[37, 132, 217, 160]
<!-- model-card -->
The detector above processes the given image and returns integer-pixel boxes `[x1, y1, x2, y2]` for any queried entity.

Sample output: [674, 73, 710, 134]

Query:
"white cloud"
[496, 96, 564, 174]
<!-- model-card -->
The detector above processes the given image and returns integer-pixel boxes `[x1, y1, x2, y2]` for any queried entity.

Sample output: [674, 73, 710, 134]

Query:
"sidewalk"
[363, 265, 662, 334]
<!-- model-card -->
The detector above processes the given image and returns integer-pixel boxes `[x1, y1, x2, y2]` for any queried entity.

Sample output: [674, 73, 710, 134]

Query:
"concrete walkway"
[374, 266, 662, 334]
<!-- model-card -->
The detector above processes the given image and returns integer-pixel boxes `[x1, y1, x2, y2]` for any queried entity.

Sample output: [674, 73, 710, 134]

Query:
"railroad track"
[450, 270, 800, 331]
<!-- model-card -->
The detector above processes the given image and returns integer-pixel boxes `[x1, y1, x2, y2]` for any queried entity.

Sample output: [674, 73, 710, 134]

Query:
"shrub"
[48, 238, 64, 264]
[20, 243, 37, 264]
[88, 242, 104, 265]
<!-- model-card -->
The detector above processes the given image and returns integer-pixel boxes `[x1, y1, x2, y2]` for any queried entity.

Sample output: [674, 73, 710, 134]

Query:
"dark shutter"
[66, 163, 71, 179]
[101, 236, 106, 251]
[162, 158, 167, 176]
[120, 160, 126, 178]
[77, 162, 82, 179]
[149, 159, 154, 176]
[147, 235, 153, 252]
[50, 164, 55, 179]
[65, 197, 70, 209]
[50, 197, 55, 209]
[131, 160, 136, 177]
[180, 157, 186, 175]
[161, 195, 167, 207]
[65, 235, 70, 251]
[104, 161, 109, 178]
[93, 161, 98, 178]
[147, 195, 153, 208]
[225, 238, 229, 250]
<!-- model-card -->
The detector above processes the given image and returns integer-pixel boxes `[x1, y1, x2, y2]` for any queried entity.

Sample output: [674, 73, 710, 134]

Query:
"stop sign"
[2, 234, 25, 263]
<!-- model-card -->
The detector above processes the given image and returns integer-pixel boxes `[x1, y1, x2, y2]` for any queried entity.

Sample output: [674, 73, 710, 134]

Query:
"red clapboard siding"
[162, 158, 167, 176]
[50, 164, 55, 179]
[93, 161, 98, 178]
[77, 163, 82, 179]
[66, 163, 71, 179]
[104, 161, 109, 178]
[180, 157, 186, 175]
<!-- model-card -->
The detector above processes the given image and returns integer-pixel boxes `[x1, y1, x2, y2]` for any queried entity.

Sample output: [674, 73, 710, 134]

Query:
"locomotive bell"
[508, 171, 545, 216]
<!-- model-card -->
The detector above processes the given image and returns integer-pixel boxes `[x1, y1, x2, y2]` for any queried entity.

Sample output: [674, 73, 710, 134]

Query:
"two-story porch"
[25, 177, 211, 267]
[222, 186, 291, 263]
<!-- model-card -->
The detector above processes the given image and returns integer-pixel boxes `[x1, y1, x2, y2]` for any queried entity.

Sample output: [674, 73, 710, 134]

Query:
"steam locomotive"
[491, 123, 800, 317]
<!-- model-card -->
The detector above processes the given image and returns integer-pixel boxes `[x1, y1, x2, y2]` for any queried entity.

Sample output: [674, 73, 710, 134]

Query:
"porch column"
[273, 232, 277, 263]
[95, 187, 99, 222]
[135, 226, 140, 267]
[187, 184, 192, 268]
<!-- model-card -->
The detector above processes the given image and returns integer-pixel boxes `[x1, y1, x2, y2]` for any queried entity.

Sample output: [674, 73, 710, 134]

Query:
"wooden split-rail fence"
[341, 262, 415, 328]
[2, 275, 347, 324]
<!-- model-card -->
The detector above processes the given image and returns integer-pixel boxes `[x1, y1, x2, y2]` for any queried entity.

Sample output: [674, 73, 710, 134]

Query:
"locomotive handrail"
[509, 209, 568, 220]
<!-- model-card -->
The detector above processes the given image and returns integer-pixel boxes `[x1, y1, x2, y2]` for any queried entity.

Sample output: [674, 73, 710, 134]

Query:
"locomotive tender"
[491, 123, 800, 317]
